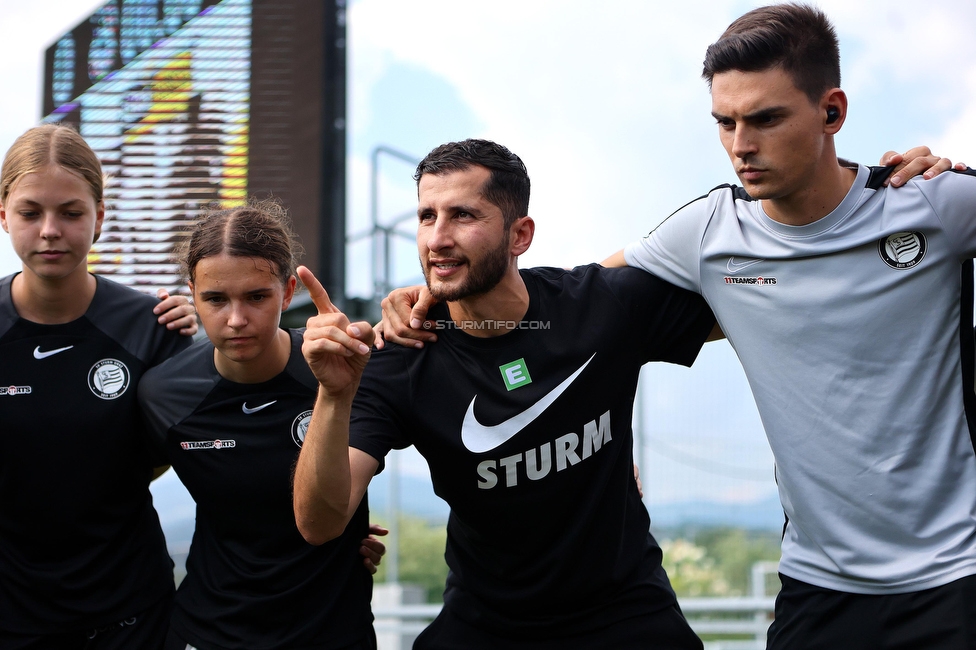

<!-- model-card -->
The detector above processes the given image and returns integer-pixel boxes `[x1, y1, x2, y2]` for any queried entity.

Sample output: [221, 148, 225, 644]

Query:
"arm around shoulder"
[601, 249, 628, 268]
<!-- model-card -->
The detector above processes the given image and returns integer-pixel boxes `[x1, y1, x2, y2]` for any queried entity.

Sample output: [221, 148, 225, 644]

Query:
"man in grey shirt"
[607, 4, 976, 648]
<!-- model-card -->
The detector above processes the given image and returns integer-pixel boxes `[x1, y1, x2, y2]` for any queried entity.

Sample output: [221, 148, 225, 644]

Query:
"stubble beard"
[423, 235, 511, 303]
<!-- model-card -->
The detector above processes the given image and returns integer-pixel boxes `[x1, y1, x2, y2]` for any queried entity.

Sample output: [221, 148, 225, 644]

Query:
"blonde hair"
[0, 124, 104, 205]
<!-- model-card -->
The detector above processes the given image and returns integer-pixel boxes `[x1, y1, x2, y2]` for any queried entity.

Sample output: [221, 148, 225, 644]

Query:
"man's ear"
[510, 216, 534, 257]
[822, 88, 848, 135]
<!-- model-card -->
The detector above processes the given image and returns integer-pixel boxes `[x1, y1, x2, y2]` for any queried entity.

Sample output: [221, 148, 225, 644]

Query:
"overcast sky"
[2, 0, 974, 512]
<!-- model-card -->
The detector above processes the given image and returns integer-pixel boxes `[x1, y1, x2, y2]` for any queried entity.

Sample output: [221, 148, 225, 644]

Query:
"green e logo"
[499, 358, 532, 391]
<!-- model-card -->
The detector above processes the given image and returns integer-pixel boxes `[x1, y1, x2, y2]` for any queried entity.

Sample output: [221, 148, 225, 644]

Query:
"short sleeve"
[148, 328, 192, 368]
[136, 345, 217, 466]
[600, 267, 715, 366]
[624, 193, 715, 293]
[137, 367, 174, 466]
[349, 347, 415, 470]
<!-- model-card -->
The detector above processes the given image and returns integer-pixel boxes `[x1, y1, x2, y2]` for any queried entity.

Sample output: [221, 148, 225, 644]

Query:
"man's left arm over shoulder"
[603, 267, 716, 364]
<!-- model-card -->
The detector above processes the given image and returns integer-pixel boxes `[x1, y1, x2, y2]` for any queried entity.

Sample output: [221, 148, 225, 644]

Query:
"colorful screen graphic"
[43, 0, 251, 291]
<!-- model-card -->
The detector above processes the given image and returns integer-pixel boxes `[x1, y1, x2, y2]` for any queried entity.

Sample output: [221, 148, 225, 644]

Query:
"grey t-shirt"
[625, 164, 976, 594]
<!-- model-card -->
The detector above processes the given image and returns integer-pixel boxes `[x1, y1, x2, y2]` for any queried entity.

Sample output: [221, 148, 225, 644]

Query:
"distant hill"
[647, 495, 784, 532]
[366, 471, 449, 522]
[366, 474, 785, 531]
[150, 469, 784, 561]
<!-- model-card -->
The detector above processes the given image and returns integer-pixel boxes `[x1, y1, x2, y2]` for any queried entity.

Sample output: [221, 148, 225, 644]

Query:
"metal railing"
[345, 145, 422, 305]
[371, 597, 775, 649]
[371, 562, 779, 649]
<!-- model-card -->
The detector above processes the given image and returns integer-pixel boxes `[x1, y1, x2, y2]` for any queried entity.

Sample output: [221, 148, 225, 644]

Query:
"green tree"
[373, 516, 449, 603]
[661, 538, 730, 596]
[694, 527, 781, 596]
[374, 519, 781, 602]
[656, 526, 782, 597]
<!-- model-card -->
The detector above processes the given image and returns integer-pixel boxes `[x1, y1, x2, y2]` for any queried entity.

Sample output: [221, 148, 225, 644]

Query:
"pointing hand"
[298, 266, 374, 397]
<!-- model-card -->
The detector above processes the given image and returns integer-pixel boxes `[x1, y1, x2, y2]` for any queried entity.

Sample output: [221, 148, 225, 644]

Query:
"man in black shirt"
[294, 140, 715, 649]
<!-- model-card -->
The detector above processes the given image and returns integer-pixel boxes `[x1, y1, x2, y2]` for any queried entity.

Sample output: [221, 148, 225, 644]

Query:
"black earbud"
[826, 107, 840, 124]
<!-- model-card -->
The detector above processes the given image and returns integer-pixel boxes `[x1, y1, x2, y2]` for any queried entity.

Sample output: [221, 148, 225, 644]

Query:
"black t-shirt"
[138, 329, 374, 650]
[350, 265, 714, 637]
[0, 273, 189, 633]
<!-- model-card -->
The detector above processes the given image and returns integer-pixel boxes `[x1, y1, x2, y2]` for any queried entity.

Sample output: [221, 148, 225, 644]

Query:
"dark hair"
[180, 198, 302, 284]
[702, 3, 840, 104]
[414, 139, 530, 228]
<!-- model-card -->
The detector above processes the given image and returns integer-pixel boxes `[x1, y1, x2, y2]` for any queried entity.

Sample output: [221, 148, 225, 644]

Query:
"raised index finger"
[297, 265, 338, 314]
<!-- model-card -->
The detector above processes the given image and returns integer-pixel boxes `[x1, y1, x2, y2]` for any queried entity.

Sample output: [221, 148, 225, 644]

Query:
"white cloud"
[820, 0, 976, 160]
[8, 1, 974, 273]
[349, 0, 976, 272]
[4, 0, 975, 509]
[349, 1, 741, 266]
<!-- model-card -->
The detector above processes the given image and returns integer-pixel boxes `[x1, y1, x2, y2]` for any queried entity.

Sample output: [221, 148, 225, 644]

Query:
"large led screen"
[43, 0, 251, 290]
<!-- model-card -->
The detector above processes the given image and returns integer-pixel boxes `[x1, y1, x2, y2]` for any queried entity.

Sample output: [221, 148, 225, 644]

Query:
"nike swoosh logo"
[726, 257, 764, 273]
[242, 400, 277, 415]
[33, 345, 74, 359]
[461, 354, 595, 453]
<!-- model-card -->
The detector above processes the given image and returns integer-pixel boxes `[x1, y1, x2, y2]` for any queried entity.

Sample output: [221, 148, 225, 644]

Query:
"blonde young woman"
[0, 124, 196, 649]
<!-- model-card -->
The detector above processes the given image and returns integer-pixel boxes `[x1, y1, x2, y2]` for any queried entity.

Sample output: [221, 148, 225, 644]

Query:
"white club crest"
[88, 359, 130, 400]
[879, 231, 926, 270]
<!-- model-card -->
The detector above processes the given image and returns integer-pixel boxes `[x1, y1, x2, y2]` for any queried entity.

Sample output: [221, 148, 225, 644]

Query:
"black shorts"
[767, 573, 976, 650]
[0, 594, 172, 650]
[414, 603, 703, 650]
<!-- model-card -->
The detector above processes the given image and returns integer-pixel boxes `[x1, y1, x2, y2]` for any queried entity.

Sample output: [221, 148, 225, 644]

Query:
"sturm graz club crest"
[291, 410, 313, 447]
[879, 231, 926, 270]
[88, 359, 130, 399]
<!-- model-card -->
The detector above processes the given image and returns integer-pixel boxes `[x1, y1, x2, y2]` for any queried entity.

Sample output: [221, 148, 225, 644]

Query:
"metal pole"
[387, 450, 400, 584]
[367, 145, 420, 587]
[369, 146, 419, 301]
[320, 0, 347, 308]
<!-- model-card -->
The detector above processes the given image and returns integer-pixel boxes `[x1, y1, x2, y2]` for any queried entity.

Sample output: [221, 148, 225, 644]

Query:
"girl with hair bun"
[138, 200, 382, 650]
[0, 123, 197, 649]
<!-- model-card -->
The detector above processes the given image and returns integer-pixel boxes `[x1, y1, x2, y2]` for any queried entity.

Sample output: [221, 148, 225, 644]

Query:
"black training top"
[139, 329, 374, 650]
[0, 273, 189, 633]
[350, 265, 715, 639]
